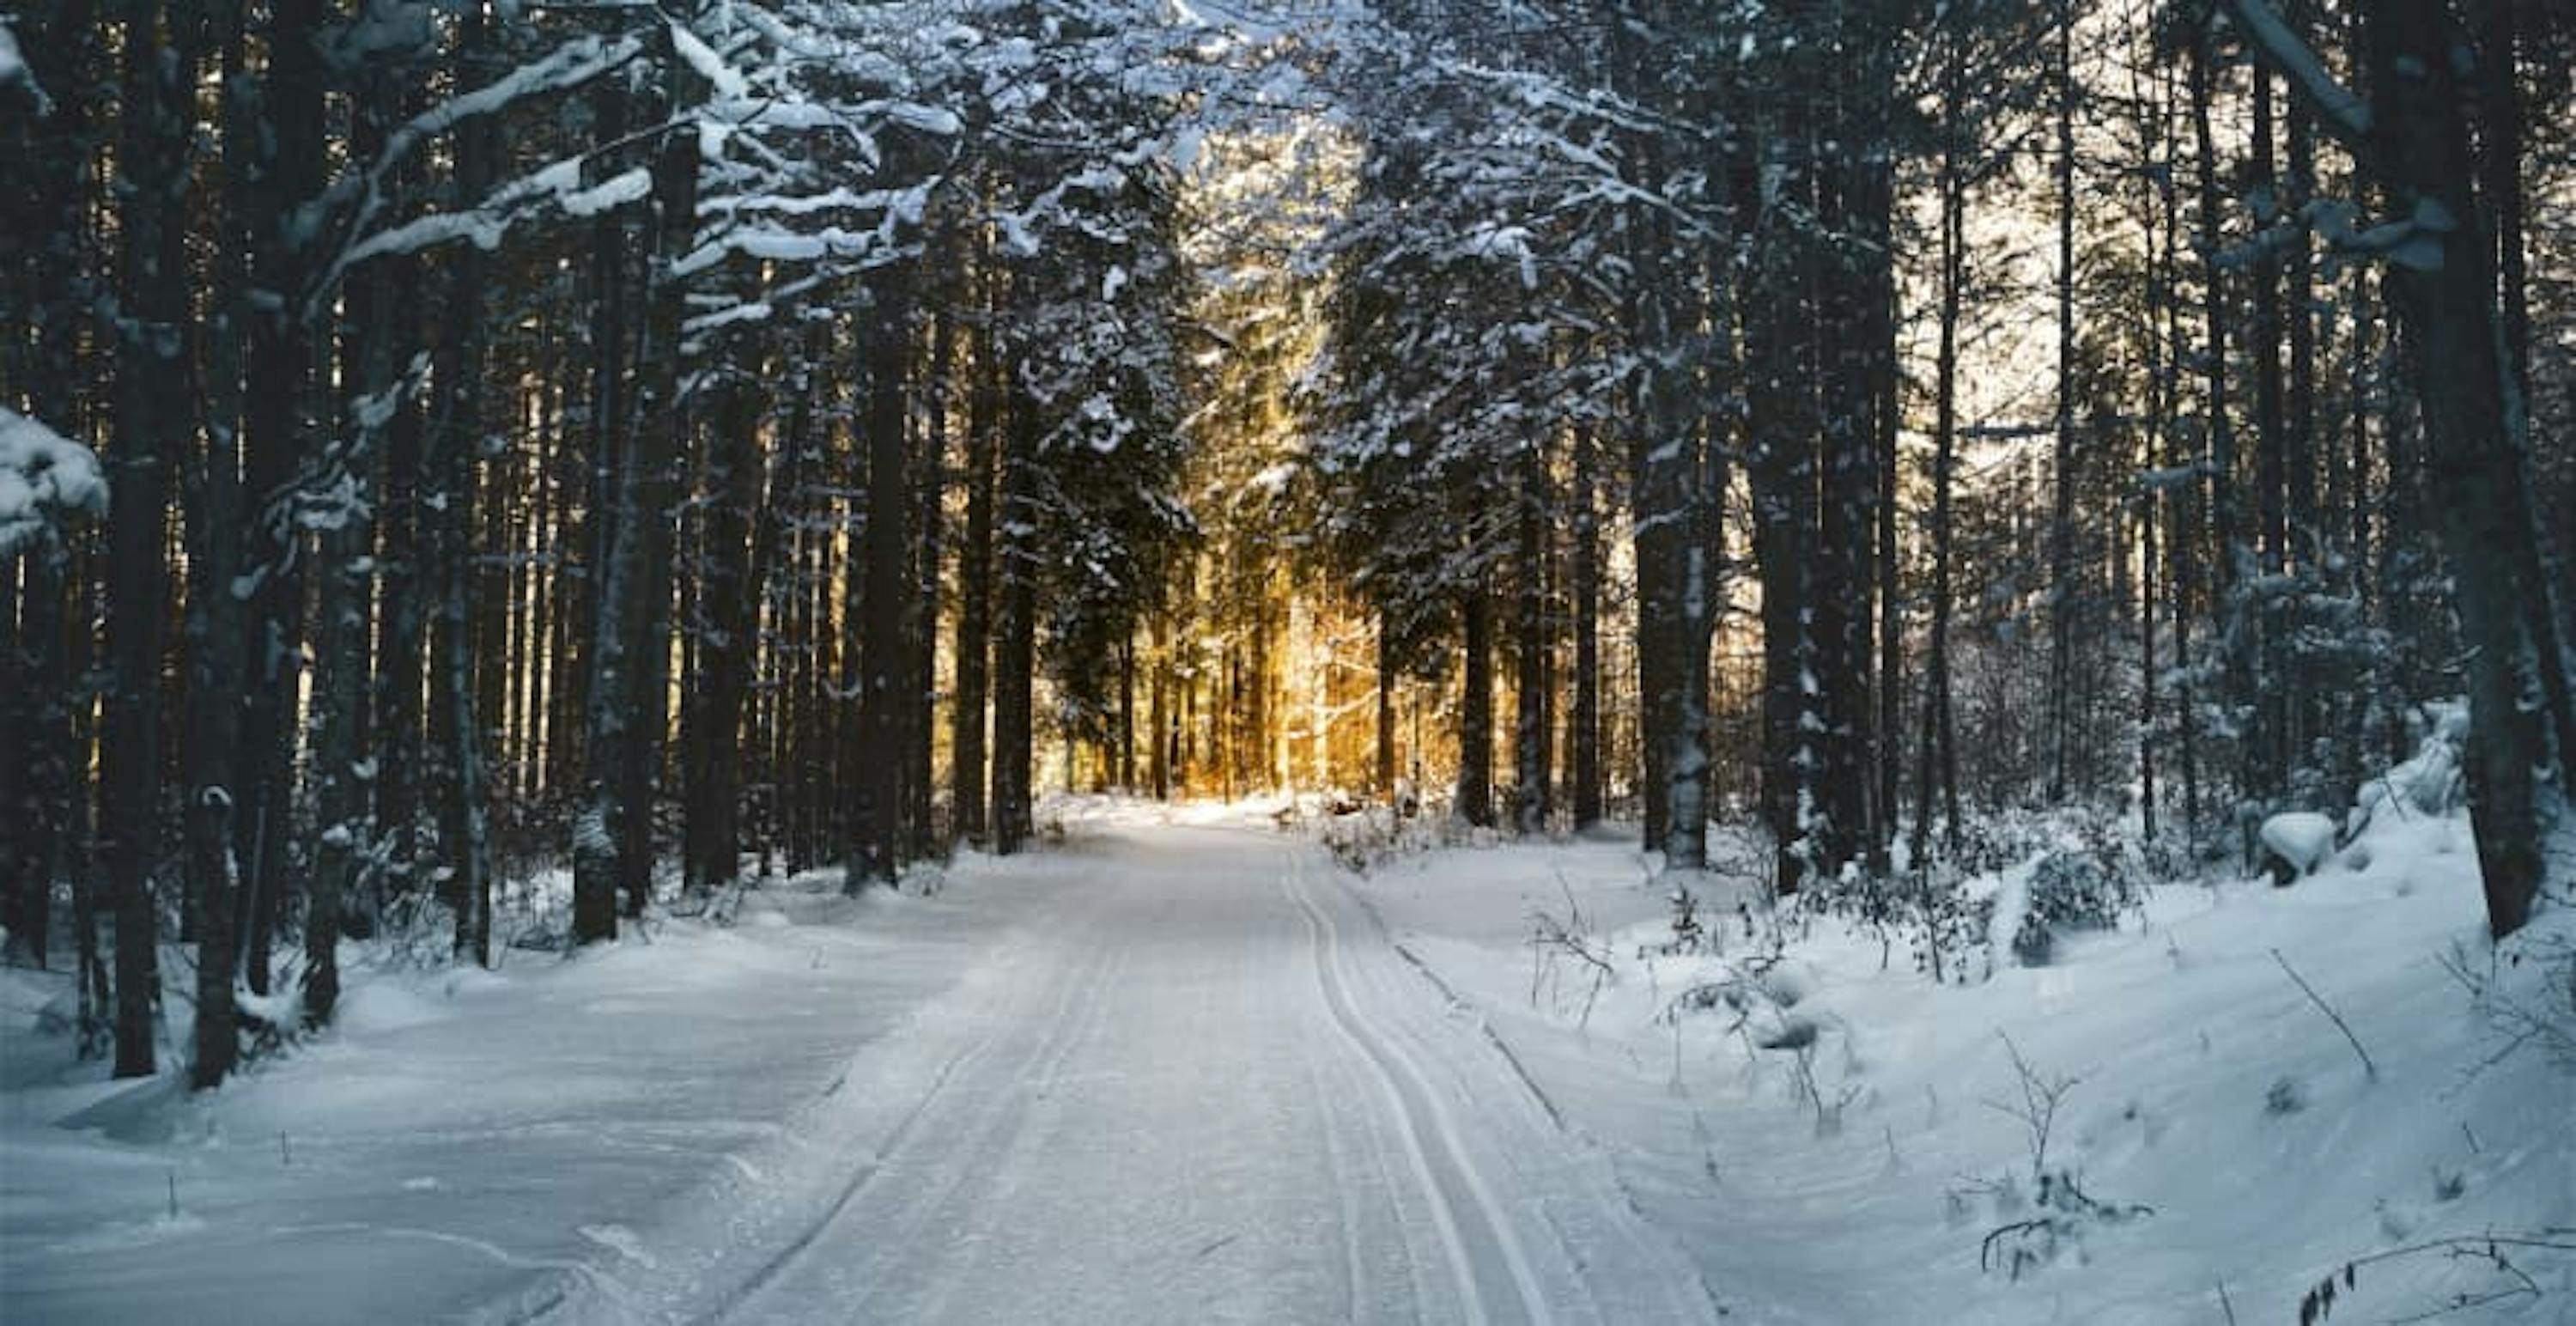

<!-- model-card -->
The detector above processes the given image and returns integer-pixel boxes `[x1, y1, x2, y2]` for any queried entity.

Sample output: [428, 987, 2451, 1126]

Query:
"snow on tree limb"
[0, 408, 107, 556]
[310, 33, 647, 306]
[2215, 0, 2372, 145]
[669, 20, 750, 102]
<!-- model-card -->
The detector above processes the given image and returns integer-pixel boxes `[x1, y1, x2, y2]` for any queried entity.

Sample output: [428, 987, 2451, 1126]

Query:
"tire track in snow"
[1282, 844, 1554, 1326]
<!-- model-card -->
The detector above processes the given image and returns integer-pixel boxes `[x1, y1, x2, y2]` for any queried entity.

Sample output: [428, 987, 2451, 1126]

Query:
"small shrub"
[1800, 860, 1991, 982]
[2012, 823, 2147, 967]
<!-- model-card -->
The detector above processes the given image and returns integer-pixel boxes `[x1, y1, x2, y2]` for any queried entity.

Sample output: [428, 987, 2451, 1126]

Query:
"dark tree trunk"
[990, 373, 1039, 855]
[182, 0, 255, 1089]
[1151, 606, 1172, 800]
[374, 236, 427, 927]
[2250, 63, 2289, 808]
[2227, 0, 2575, 939]
[238, 0, 323, 1001]
[2470, 0, 2576, 812]
[103, 0, 194, 1077]
[1375, 605, 1398, 795]
[611, 47, 700, 918]
[952, 301, 997, 845]
[1512, 435, 1551, 835]
[1747, 199, 1816, 891]
[2048, 0, 2080, 805]
[2189, 18, 2245, 844]
[1914, 93, 1967, 867]
[569, 69, 634, 945]
[2346, 0, 2565, 937]
[849, 267, 916, 892]
[1456, 586, 1493, 829]
[910, 301, 951, 855]
[430, 0, 496, 964]
[685, 375, 768, 891]
[1570, 426, 1602, 830]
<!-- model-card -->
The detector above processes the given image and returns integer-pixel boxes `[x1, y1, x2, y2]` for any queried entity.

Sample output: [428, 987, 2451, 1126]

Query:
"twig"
[2271, 948, 2378, 1081]
[2306, 1233, 2576, 1325]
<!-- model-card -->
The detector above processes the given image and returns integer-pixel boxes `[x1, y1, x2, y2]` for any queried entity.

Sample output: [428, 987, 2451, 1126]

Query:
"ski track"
[1281, 840, 1548, 1326]
[548, 825, 1718, 1326]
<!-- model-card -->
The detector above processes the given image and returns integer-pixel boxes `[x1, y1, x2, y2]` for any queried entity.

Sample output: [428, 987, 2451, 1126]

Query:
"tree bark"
[990, 364, 1039, 855]
[849, 267, 916, 891]
[1512, 435, 1552, 835]
[103, 0, 192, 1076]
[1456, 585, 1493, 829]
[1570, 425, 1602, 829]
[952, 295, 997, 845]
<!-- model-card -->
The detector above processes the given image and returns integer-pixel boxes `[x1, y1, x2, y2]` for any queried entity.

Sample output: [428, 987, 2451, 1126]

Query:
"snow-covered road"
[556, 824, 1717, 1326]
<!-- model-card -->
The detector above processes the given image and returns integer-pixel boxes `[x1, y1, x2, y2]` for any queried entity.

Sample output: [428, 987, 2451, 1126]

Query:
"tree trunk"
[695, 374, 775, 890]
[849, 267, 916, 892]
[611, 44, 700, 918]
[1570, 426, 1602, 830]
[2048, 0, 2081, 805]
[2227, 0, 2571, 937]
[1456, 585, 1493, 829]
[103, 0, 193, 1077]
[2250, 62, 2289, 809]
[183, 0, 254, 1089]
[1914, 94, 1966, 867]
[1512, 435, 1552, 835]
[2189, 17, 2246, 849]
[953, 303, 997, 845]
[237, 0, 323, 1001]
[910, 302, 951, 855]
[431, 0, 495, 964]
[1375, 605, 1397, 795]
[569, 69, 634, 946]
[990, 372, 1039, 855]
[2350, 0, 2564, 937]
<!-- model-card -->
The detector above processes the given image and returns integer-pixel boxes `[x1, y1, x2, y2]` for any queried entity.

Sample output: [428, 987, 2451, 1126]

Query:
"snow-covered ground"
[0, 857, 1060, 1324]
[2, 797, 2568, 1323]
[3, 812, 1714, 1325]
[1345, 813, 2576, 1323]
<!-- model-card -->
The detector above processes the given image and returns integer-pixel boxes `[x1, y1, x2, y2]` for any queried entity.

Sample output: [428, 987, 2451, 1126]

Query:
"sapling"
[1975, 1033, 2152, 1280]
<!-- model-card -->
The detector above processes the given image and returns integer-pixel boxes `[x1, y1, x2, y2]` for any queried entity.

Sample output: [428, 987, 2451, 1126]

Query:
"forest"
[0, 0, 2569, 1100]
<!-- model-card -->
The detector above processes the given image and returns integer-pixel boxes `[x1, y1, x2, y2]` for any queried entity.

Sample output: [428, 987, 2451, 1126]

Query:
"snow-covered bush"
[2353, 703, 2469, 832]
[2009, 824, 2147, 966]
[1796, 853, 1993, 982]
[1312, 796, 1453, 873]
[2258, 812, 2340, 884]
